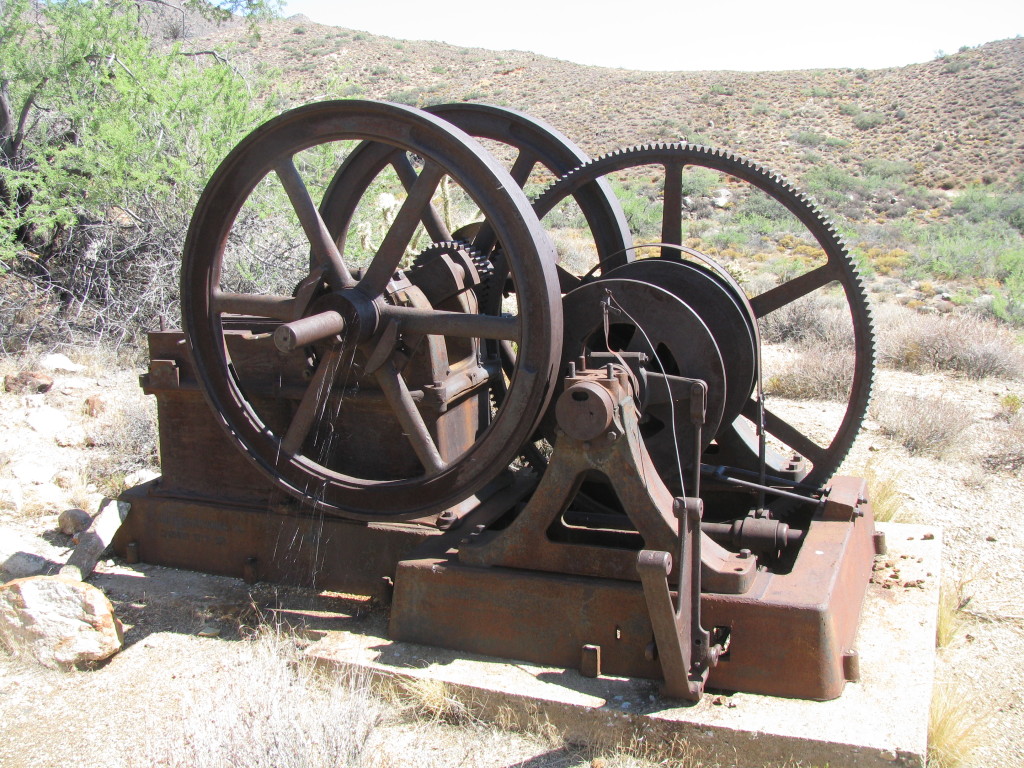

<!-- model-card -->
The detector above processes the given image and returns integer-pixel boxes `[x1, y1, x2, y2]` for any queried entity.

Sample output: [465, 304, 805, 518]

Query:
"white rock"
[54, 426, 87, 448]
[9, 460, 55, 485]
[39, 353, 86, 373]
[25, 406, 70, 435]
[0, 479, 23, 514]
[123, 468, 159, 488]
[0, 576, 123, 668]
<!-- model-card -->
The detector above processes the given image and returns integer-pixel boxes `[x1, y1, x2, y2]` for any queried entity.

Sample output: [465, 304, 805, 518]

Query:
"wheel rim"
[182, 100, 562, 520]
[318, 102, 633, 288]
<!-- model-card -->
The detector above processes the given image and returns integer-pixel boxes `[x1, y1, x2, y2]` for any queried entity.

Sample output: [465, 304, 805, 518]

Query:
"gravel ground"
[1, 351, 1022, 767]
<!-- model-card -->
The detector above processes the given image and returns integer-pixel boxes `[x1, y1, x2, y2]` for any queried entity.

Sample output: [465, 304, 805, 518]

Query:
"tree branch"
[178, 49, 252, 96]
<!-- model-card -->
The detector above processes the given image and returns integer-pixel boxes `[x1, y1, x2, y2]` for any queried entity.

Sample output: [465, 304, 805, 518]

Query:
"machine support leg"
[637, 496, 719, 701]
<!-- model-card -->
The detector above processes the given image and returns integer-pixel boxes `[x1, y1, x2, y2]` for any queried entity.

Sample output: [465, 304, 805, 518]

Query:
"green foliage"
[943, 58, 971, 74]
[853, 112, 886, 130]
[709, 83, 734, 96]
[952, 186, 1024, 234]
[790, 130, 825, 147]
[0, 0, 274, 344]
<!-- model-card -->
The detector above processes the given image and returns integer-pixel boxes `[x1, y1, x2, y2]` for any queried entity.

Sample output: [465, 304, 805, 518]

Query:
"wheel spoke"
[661, 161, 683, 259]
[359, 161, 445, 298]
[508, 149, 538, 187]
[213, 292, 295, 321]
[281, 344, 343, 455]
[742, 399, 827, 467]
[392, 153, 452, 242]
[749, 263, 838, 318]
[375, 363, 446, 473]
[380, 304, 520, 340]
[274, 158, 355, 290]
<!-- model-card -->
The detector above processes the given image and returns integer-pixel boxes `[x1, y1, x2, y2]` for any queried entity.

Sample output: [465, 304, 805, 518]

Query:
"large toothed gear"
[532, 143, 875, 488]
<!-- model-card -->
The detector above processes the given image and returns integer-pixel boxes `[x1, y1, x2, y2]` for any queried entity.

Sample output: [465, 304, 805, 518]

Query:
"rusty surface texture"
[119, 100, 881, 703]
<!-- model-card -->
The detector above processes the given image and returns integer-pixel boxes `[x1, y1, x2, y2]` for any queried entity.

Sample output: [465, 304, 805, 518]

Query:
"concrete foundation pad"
[306, 523, 940, 768]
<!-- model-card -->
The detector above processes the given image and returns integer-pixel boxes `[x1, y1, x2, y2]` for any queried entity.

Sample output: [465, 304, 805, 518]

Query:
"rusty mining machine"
[115, 100, 882, 701]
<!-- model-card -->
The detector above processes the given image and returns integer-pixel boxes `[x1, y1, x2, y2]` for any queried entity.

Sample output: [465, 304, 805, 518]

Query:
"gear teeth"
[534, 141, 876, 486]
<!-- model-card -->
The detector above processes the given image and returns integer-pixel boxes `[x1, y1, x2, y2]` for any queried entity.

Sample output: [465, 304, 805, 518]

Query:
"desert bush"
[984, 412, 1024, 473]
[790, 130, 825, 147]
[870, 392, 974, 457]
[877, 312, 1023, 379]
[763, 343, 853, 401]
[951, 186, 1024, 235]
[853, 112, 886, 130]
[758, 295, 853, 348]
[0, 0, 274, 347]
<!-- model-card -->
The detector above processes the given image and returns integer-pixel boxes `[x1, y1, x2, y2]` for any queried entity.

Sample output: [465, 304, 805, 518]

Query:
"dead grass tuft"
[936, 577, 973, 648]
[576, 732, 706, 768]
[393, 676, 472, 725]
[928, 681, 988, 768]
[870, 392, 974, 458]
[135, 625, 383, 768]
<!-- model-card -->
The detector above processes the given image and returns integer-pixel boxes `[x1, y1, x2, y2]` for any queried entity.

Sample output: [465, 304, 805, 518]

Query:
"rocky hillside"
[185, 15, 1024, 190]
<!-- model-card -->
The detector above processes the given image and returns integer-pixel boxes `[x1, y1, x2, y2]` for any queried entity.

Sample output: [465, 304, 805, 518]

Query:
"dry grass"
[928, 682, 988, 768]
[935, 577, 973, 648]
[878, 311, 1023, 380]
[393, 676, 472, 725]
[870, 392, 974, 458]
[82, 389, 158, 496]
[861, 459, 904, 522]
[135, 626, 384, 768]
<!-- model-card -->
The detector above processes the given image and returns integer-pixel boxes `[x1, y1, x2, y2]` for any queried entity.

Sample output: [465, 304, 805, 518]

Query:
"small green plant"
[997, 393, 1023, 419]
[709, 83, 734, 96]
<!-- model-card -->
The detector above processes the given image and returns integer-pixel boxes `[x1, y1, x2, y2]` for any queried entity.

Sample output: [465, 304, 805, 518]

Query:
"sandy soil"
[1, 349, 1023, 767]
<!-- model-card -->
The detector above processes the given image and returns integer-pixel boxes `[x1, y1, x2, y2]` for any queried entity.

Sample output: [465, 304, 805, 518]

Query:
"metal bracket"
[637, 497, 720, 701]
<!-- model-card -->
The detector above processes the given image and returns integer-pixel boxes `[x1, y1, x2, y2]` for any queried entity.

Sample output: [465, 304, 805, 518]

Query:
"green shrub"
[853, 112, 886, 130]
[791, 130, 825, 147]
[710, 83, 734, 96]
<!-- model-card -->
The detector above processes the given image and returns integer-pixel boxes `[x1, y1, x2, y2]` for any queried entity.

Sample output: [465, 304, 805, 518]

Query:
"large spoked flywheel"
[182, 101, 562, 520]
[533, 143, 875, 488]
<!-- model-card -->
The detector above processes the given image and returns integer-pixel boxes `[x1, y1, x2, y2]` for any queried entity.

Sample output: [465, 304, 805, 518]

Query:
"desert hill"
[188, 16, 1024, 190]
